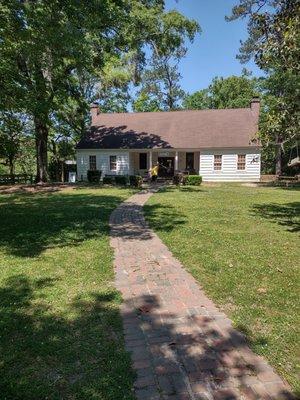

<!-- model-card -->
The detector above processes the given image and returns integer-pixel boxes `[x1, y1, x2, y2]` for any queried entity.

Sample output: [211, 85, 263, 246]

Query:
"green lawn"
[0, 186, 136, 400]
[144, 184, 300, 394]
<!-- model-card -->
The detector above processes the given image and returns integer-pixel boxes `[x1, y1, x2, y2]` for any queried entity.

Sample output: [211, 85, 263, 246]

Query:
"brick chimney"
[250, 96, 260, 117]
[90, 103, 100, 124]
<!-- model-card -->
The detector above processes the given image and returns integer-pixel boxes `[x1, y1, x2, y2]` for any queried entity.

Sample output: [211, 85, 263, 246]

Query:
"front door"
[158, 157, 174, 177]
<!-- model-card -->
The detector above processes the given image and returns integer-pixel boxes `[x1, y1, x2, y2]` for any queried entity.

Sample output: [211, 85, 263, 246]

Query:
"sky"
[165, 0, 264, 93]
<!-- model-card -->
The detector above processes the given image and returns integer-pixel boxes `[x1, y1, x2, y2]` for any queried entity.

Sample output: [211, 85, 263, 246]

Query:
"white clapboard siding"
[76, 151, 89, 180]
[76, 150, 130, 180]
[77, 147, 261, 182]
[199, 148, 261, 182]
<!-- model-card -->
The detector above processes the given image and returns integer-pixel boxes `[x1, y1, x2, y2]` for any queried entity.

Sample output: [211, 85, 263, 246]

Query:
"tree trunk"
[34, 117, 49, 183]
[275, 144, 282, 176]
[51, 140, 60, 181]
[61, 161, 64, 183]
[8, 157, 15, 178]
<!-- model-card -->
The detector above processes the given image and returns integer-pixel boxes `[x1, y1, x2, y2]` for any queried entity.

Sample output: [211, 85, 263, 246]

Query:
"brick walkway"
[109, 188, 294, 400]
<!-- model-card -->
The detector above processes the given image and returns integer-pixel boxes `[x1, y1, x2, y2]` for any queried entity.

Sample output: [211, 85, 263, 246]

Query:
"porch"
[130, 150, 200, 177]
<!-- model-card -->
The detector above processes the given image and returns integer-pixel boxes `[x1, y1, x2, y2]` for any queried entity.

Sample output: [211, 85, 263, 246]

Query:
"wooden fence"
[0, 174, 33, 185]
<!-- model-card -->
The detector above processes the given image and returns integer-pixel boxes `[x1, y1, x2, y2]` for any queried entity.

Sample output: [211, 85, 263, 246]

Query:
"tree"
[133, 10, 200, 111]
[17, 136, 36, 176]
[183, 71, 260, 110]
[209, 72, 260, 109]
[95, 53, 136, 113]
[227, 0, 300, 174]
[258, 73, 299, 175]
[133, 55, 186, 111]
[1, 1, 199, 182]
[96, 88, 130, 114]
[49, 139, 75, 182]
[0, 1, 127, 181]
[53, 72, 97, 142]
[0, 112, 27, 176]
[182, 89, 210, 110]
[132, 91, 161, 112]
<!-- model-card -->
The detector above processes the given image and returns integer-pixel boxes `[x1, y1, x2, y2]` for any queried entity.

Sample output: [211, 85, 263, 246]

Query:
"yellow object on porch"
[150, 165, 159, 176]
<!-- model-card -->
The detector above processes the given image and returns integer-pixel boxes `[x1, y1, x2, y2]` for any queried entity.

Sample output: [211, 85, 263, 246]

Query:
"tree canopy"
[0, 112, 34, 176]
[227, 0, 300, 174]
[1, 1, 298, 179]
[183, 71, 260, 110]
[0, 0, 199, 181]
[132, 9, 200, 112]
[132, 58, 186, 112]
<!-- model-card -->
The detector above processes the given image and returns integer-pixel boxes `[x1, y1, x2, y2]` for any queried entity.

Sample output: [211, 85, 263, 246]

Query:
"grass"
[144, 184, 300, 394]
[0, 186, 137, 400]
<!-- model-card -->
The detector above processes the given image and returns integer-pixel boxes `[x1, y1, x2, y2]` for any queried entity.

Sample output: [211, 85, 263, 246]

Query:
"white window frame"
[213, 154, 222, 171]
[237, 154, 246, 171]
[109, 155, 117, 171]
[89, 155, 97, 171]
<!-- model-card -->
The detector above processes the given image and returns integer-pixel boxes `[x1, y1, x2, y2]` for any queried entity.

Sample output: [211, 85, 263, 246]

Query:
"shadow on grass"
[275, 186, 300, 192]
[110, 199, 186, 242]
[1, 276, 295, 400]
[108, 189, 187, 242]
[178, 186, 206, 192]
[74, 184, 135, 191]
[0, 191, 126, 257]
[260, 183, 300, 191]
[143, 202, 187, 233]
[121, 294, 296, 400]
[234, 323, 269, 350]
[157, 185, 205, 193]
[251, 202, 300, 233]
[0, 275, 135, 400]
[0, 187, 297, 399]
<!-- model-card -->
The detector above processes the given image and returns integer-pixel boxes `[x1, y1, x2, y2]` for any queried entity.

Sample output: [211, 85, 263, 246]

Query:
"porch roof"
[76, 107, 260, 150]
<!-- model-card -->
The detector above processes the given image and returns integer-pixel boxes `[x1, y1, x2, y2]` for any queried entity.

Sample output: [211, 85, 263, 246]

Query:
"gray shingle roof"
[76, 107, 260, 150]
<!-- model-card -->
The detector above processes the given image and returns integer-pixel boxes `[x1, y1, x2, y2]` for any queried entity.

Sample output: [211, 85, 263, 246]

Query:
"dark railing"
[0, 174, 34, 185]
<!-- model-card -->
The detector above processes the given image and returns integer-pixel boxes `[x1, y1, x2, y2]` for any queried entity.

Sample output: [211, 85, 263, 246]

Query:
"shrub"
[181, 175, 188, 185]
[186, 175, 202, 186]
[173, 174, 181, 185]
[103, 176, 113, 185]
[129, 175, 143, 188]
[173, 173, 187, 186]
[87, 170, 102, 183]
[115, 175, 128, 186]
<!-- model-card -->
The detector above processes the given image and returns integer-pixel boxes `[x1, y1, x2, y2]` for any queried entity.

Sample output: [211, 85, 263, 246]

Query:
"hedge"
[103, 176, 113, 184]
[173, 173, 202, 186]
[115, 176, 128, 185]
[186, 175, 202, 185]
[173, 173, 187, 186]
[87, 170, 101, 183]
[129, 175, 143, 188]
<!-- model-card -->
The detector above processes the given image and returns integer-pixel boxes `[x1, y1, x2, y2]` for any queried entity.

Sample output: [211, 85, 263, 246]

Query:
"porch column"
[199, 152, 201, 174]
[175, 151, 179, 171]
[149, 150, 153, 169]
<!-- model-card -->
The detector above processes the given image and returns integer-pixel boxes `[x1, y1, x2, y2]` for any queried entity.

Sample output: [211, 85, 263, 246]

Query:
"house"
[76, 98, 261, 182]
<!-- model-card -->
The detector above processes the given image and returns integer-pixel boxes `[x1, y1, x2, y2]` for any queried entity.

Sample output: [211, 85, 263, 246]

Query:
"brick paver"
[110, 188, 294, 400]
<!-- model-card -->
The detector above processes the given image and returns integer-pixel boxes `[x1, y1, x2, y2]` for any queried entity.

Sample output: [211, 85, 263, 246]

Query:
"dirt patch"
[241, 183, 260, 188]
[202, 182, 221, 187]
[0, 183, 77, 195]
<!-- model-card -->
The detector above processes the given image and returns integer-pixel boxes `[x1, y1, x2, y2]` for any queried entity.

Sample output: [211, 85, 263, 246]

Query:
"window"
[214, 155, 222, 170]
[109, 155, 117, 171]
[237, 154, 246, 170]
[89, 155, 96, 171]
[186, 152, 194, 170]
[139, 153, 147, 169]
